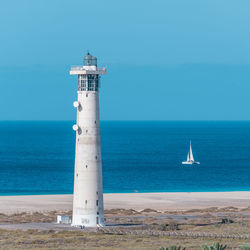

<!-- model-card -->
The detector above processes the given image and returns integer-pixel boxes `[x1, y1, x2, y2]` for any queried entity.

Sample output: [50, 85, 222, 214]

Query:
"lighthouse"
[70, 53, 106, 227]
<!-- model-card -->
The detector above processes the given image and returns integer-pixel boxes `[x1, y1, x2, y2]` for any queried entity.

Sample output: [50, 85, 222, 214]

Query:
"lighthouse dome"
[84, 52, 97, 66]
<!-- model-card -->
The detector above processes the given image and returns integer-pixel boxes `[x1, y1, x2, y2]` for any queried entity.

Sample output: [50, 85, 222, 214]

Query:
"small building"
[57, 215, 71, 224]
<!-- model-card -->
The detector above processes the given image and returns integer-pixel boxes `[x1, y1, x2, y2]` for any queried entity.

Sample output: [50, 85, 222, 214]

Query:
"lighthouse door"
[96, 217, 99, 225]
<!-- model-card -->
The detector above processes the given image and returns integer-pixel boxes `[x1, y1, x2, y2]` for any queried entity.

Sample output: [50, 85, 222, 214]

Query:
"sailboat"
[182, 141, 200, 165]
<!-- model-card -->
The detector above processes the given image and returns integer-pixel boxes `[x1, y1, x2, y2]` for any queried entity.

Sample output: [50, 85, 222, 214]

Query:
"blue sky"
[0, 0, 250, 120]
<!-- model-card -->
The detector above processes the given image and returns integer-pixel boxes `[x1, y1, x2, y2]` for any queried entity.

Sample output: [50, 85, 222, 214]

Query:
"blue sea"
[0, 121, 249, 195]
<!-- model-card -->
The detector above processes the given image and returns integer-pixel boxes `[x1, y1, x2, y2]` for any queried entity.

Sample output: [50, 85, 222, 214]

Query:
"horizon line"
[1, 120, 250, 122]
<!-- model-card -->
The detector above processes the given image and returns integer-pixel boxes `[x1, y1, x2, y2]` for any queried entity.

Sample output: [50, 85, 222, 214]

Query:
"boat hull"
[182, 161, 200, 165]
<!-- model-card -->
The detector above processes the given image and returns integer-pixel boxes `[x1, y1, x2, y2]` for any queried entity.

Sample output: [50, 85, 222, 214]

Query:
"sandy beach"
[0, 191, 249, 214]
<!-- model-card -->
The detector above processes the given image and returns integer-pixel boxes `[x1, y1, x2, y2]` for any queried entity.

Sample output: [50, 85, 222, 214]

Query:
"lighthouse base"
[71, 214, 105, 228]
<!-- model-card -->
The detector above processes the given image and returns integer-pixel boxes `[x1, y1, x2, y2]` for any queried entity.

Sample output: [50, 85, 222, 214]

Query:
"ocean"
[0, 121, 249, 195]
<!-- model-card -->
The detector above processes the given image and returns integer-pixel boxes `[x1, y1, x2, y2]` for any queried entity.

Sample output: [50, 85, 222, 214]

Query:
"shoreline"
[1, 189, 250, 196]
[0, 191, 249, 214]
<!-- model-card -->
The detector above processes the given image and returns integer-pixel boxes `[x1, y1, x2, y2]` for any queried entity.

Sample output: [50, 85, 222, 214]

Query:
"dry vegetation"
[0, 211, 71, 224]
[0, 207, 249, 249]
[0, 229, 249, 250]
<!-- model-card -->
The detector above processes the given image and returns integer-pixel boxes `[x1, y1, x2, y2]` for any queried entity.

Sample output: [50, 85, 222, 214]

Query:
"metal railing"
[71, 66, 83, 71]
[70, 66, 106, 72]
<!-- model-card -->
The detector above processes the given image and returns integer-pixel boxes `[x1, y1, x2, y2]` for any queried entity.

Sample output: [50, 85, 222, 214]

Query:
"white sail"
[182, 140, 200, 165]
[189, 141, 194, 162]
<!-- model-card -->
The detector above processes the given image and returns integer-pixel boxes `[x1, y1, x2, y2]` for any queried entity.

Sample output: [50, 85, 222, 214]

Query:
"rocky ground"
[0, 207, 249, 249]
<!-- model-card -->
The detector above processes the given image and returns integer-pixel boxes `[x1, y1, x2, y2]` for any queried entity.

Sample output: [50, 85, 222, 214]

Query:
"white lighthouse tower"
[70, 52, 106, 227]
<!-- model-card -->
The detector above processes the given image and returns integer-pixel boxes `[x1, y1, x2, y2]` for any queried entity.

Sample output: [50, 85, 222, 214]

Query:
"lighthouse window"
[86, 165, 88, 168]
[96, 156, 98, 160]
[85, 200, 87, 205]
[79, 74, 99, 91]
[96, 200, 99, 206]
